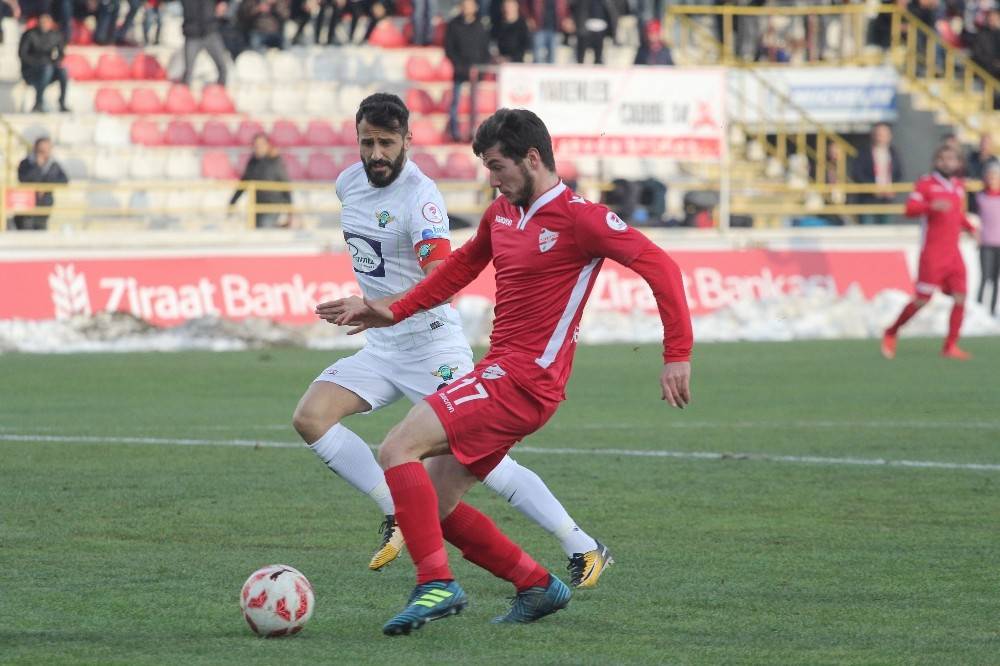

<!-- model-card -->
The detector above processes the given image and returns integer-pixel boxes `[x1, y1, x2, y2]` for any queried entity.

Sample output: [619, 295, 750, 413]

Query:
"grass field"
[2, 338, 999, 665]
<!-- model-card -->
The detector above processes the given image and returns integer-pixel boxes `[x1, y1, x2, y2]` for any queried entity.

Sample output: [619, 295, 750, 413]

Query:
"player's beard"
[364, 150, 406, 188]
[509, 162, 536, 208]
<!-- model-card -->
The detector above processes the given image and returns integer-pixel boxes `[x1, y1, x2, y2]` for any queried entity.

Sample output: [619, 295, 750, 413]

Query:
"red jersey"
[390, 181, 693, 402]
[905, 173, 974, 265]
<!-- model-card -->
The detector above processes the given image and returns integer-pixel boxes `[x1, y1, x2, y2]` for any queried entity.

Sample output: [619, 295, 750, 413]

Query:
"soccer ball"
[240, 564, 315, 637]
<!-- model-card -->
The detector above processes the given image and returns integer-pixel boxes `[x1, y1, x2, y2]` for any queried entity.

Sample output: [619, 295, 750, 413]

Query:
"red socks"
[441, 502, 550, 592]
[384, 462, 452, 584]
[888, 300, 922, 335]
[945, 303, 965, 348]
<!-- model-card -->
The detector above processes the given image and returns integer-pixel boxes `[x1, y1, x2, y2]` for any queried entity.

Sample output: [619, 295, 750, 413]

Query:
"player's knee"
[378, 429, 414, 469]
[291, 404, 339, 444]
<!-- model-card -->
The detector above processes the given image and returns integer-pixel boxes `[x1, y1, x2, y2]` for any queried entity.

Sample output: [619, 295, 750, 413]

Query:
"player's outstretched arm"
[316, 296, 394, 335]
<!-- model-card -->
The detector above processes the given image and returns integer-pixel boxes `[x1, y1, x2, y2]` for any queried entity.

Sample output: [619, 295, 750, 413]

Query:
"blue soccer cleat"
[491, 575, 571, 624]
[382, 580, 468, 636]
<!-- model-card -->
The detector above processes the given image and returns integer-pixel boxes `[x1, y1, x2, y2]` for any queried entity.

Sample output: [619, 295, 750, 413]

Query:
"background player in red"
[319, 108, 693, 635]
[882, 144, 978, 360]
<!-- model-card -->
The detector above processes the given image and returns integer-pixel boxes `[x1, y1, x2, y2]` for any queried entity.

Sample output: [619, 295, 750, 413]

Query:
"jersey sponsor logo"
[420, 224, 449, 240]
[344, 232, 386, 277]
[569, 195, 587, 205]
[375, 208, 395, 228]
[538, 228, 559, 253]
[481, 364, 506, 380]
[422, 202, 444, 223]
[432, 364, 459, 381]
[606, 212, 628, 231]
[494, 215, 514, 227]
[418, 242, 437, 260]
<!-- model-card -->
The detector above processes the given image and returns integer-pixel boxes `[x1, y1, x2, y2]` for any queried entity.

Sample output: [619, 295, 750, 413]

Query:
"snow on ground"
[1, 289, 997, 354]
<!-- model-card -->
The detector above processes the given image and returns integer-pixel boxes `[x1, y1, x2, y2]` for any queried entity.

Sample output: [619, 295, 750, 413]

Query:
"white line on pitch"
[3, 433, 1000, 473]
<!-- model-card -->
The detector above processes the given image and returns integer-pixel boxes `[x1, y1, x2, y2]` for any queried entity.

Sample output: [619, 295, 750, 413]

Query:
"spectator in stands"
[850, 122, 902, 225]
[972, 9, 1000, 81]
[568, 0, 617, 65]
[290, 0, 314, 44]
[143, 0, 162, 45]
[114, 0, 145, 44]
[19, 13, 70, 113]
[967, 134, 999, 181]
[314, 0, 346, 44]
[93, 0, 119, 44]
[444, 0, 490, 141]
[634, 18, 673, 65]
[976, 162, 1000, 316]
[13, 137, 69, 231]
[180, 0, 229, 86]
[0, 0, 21, 45]
[347, 0, 392, 44]
[492, 0, 530, 62]
[238, 0, 291, 50]
[230, 134, 292, 229]
[524, 0, 570, 64]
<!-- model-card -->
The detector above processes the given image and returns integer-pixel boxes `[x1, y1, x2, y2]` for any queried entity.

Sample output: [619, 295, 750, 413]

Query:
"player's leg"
[482, 455, 613, 588]
[990, 247, 1000, 315]
[941, 264, 971, 359]
[882, 276, 932, 359]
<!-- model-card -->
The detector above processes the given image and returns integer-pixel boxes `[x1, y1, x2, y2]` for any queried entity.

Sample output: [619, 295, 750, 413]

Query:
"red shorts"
[425, 358, 560, 480]
[916, 255, 966, 296]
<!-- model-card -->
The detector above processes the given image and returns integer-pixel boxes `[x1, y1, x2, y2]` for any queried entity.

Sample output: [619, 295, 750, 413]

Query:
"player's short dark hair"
[356, 93, 409, 136]
[472, 108, 556, 172]
[935, 143, 958, 158]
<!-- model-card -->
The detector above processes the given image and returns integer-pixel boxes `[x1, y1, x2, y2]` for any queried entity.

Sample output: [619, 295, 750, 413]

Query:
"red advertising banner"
[0, 250, 912, 325]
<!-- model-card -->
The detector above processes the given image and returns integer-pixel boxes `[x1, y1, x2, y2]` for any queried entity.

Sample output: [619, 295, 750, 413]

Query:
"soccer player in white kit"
[292, 93, 612, 587]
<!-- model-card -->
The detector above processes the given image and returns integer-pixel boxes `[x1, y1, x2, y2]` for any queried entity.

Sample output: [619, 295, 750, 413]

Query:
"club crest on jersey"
[432, 364, 459, 381]
[418, 242, 436, 259]
[481, 364, 506, 380]
[538, 228, 559, 253]
[375, 208, 395, 228]
[606, 212, 627, 231]
[422, 202, 444, 223]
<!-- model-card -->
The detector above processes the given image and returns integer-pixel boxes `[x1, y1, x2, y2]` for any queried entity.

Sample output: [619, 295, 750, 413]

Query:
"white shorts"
[313, 343, 475, 413]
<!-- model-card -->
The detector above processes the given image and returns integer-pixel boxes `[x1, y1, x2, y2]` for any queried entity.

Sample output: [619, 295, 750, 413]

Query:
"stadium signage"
[0, 250, 910, 325]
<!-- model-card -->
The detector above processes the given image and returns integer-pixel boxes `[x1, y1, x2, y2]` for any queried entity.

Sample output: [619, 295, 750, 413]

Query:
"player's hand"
[315, 296, 394, 334]
[930, 199, 953, 212]
[660, 361, 691, 409]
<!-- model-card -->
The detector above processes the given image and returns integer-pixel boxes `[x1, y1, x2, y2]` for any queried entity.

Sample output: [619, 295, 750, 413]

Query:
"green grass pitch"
[1, 338, 999, 665]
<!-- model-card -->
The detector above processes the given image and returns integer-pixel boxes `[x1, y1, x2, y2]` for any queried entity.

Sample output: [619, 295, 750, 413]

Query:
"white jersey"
[336, 159, 465, 352]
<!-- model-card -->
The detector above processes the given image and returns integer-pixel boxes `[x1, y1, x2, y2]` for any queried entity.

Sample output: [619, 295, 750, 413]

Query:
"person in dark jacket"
[850, 122, 903, 225]
[524, 0, 570, 63]
[237, 0, 290, 50]
[444, 0, 491, 141]
[568, 0, 617, 64]
[180, 0, 229, 85]
[634, 18, 672, 65]
[230, 134, 292, 228]
[19, 14, 70, 113]
[973, 10, 1000, 80]
[492, 0, 530, 62]
[14, 137, 69, 231]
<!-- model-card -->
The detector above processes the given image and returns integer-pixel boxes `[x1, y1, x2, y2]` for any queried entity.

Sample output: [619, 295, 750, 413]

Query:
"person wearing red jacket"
[882, 144, 979, 360]
[318, 108, 693, 635]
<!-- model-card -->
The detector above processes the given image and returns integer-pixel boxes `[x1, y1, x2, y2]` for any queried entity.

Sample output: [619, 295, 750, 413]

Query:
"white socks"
[309, 423, 395, 516]
[483, 455, 598, 557]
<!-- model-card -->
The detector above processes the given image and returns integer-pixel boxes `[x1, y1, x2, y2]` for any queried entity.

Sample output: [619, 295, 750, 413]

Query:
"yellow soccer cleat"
[369, 515, 405, 571]
[567, 541, 614, 589]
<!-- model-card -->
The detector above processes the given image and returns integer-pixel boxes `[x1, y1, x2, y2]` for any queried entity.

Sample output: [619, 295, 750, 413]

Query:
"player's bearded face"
[363, 146, 406, 187]
[509, 160, 536, 208]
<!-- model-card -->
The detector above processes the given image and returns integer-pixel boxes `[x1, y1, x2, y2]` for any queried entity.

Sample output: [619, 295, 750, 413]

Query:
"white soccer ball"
[240, 564, 315, 637]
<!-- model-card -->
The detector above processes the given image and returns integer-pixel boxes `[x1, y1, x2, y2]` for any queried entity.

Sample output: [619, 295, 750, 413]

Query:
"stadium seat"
[443, 151, 478, 180]
[164, 119, 200, 146]
[70, 20, 93, 45]
[130, 119, 164, 146]
[409, 119, 445, 145]
[93, 149, 127, 180]
[199, 84, 235, 114]
[236, 120, 265, 146]
[435, 58, 453, 82]
[308, 52, 344, 82]
[234, 50, 268, 84]
[131, 53, 167, 81]
[128, 87, 165, 114]
[405, 88, 437, 114]
[305, 152, 340, 181]
[62, 53, 95, 81]
[281, 153, 307, 181]
[95, 87, 128, 114]
[201, 120, 236, 147]
[410, 152, 442, 179]
[404, 56, 436, 82]
[129, 151, 166, 179]
[202, 151, 238, 179]
[95, 53, 130, 80]
[164, 84, 198, 114]
[304, 120, 341, 147]
[94, 116, 130, 146]
[368, 20, 407, 48]
[269, 51, 302, 82]
[477, 87, 498, 114]
[165, 151, 202, 180]
[58, 118, 94, 145]
[270, 120, 304, 148]
[269, 86, 306, 116]
[305, 85, 339, 116]
[338, 85, 368, 116]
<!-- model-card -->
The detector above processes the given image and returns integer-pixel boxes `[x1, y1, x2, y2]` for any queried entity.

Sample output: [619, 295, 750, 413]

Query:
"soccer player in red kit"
[882, 144, 979, 360]
[319, 108, 693, 635]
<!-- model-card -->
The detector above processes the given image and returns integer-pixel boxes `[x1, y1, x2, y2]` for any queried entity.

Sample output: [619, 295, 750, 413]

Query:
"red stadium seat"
[95, 53, 131, 80]
[405, 88, 437, 114]
[339, 120, 358, 145]
[131, 53, 167, 81]
[435, 58, 453, 82]
[164, 120, 199, 146]
[128, 87, 165, 114]
[367, 21, 407, 48]
[71, 20, 93, 45]
[443, 151, 478, 180]
[305, 152, 340, 181]
[304, 120, 341, 147]
[409, 119, 445, 146]
[405, 56, 436, 82]
[270, 120, 303, 148]
[199, 84, 236, 114]
[236, 120, 265, 146]
[164, 84, 198, 114]
[130, 119, 164, 146]
[202, 151, 238, 180]
[477, 87, 498, 114]
[201, 120, 236, 147]
[281, 153, 307, 181]
[410, 152, 442, 179]
[62, 53, 95, 81]
[95, 88, 128, 114]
